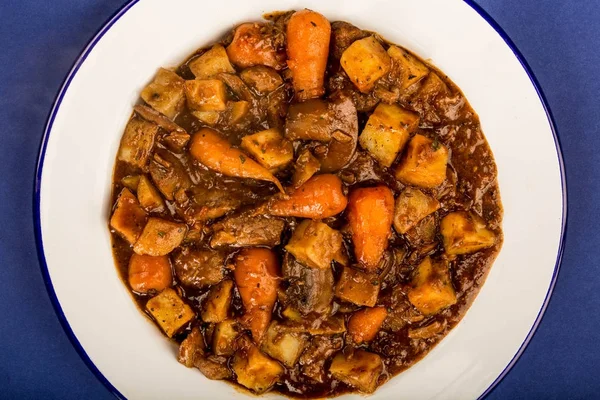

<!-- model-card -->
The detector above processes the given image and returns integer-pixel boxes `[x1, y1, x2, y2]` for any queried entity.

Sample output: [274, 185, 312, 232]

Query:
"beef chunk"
[172, 247, 225, 288]
[210, 215, 285, 248]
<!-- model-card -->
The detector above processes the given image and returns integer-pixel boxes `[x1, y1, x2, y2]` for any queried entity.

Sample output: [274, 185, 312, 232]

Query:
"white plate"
[34, 0, 566, 399]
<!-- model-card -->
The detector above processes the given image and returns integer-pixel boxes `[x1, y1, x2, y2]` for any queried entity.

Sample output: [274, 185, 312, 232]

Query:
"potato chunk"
[133, 217, 187, 256]
[335, 266, 380, 307]
[407, 257, 457, 315]
[395, 134, 448, 188]
[191, 110, 220, 125]
[201, 280, 233, 323]
[140, 68, 185, 119]
[117, 117, 158, 170]
[393, 187, 440, 234]
[146, 288, 195, 337]
[213, 319, 239, 356]
[240, 128, 293, 171]
[110, 188, 147, 244]
[136, 175, 165, 213]
[232, 337, 284, 394]
[330, 349, 383, 393]
[261, 322, 307, 367]
[388, 45, 430, 91]
[440, 211, 496, 255]
[285, 220, 345, 270]
[340, 36, 391, 93]
[188, 44, 235, 79]
[359, 103, 419, 167]
[184, 79, 228, 112]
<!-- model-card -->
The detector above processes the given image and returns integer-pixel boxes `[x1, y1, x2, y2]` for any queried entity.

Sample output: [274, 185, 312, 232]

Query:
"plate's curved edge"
[31, 1, 568, 400]
[462, 1, 568, 399]
[32, 1, 140, 399]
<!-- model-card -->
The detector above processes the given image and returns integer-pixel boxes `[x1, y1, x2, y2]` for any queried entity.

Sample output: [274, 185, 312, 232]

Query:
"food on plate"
[109, 9, 503, 397]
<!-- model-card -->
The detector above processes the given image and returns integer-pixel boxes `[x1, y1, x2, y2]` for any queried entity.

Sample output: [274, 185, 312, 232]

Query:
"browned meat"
[339, 151, 404, 193]
[148, 149, 192, 200]
[210, 214, 285, 248]
[194, 355, 232, 380]
[178, 327, 205, 367]
[330, 21, 369, 60]
[299, 336, 343, 383]
[282, 254, 334, 315]
[172, 247, 225, 288]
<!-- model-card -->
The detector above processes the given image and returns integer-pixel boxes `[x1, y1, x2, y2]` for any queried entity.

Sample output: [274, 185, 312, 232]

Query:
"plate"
[34, 0, 566, 398]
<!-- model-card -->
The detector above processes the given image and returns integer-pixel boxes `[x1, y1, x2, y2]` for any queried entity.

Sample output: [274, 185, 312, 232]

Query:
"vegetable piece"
[340, 36, 391, 93]
[359, 103, 419, 167]
[261, 321, 307, 367]
[133, 217, 187, 256]
[110, 188, 147, 244]
[393, 187, 440, 234]
[213, 319, 239, 356]
[335, 266, 380, 307]
[184, 79, 228, 112]
[292, 149, 320, 188]
[210, 215, 285, 248]
[314, 96, 359, 172]
[283, 254, 334, 315]
[285, 99, 333, 142]
[146, 288, 195, 337]
[163, 131, 191, 153]
[136, 175, 165, 213]
[226, 23, 285, 70]
[178, 326, 205, 368]
[240, 66, 283, 94]
[117, 117, 158, 170]
[234, 248, 279, 343]
[408, 319, 446, 339]
[189, 128, 285, 193]
[227, 100, 250, 125]
[140, 68, 185, 119]
[440, 211, 496, 255]
[240, 128, 294, 171]
[347, 186, 395, 271]
[407, 257, 457, 315]
[216, 72, 255, 102]
[330, 349, 383, 393]
[173, 247, 225, 288]
[348, 307, 388, 344]
[201, 280, 233, 323]
[120, 175, 140, 191]
[266, 174, 347, 219]
[188, 44, 235, 79]
[285, 220, 344, 269]
[387, 45, 430, 91]
[191, 110, 220, 126]
[395, 134, 449, 188]
[232, 337, 284, 393]
[286, 9, 331, 101]
[128, 253, 172, 293]
[148, 149, 192, 201]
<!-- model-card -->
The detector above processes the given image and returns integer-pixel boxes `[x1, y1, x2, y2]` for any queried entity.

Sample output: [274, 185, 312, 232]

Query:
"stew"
[109, 9, 503, 398]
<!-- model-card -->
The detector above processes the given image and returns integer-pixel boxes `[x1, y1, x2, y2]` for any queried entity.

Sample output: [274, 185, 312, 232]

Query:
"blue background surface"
[1, 0, 599, 398]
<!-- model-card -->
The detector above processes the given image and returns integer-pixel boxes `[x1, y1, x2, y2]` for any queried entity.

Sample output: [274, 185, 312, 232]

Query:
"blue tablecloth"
[1, 0, 598, 398]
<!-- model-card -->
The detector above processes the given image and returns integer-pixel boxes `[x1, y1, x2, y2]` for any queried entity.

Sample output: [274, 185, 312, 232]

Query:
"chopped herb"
[239, 154, 246, 164]
[371, 279, 379, 286]
[408, 74, 416, 80]
[310, 21, 317, 27]
[432, 137, 441, 151]
[157, 231, 166, 237]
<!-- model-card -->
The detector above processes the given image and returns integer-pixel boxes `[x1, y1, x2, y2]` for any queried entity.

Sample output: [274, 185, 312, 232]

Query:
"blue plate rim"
[32, 0, 568, 399]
